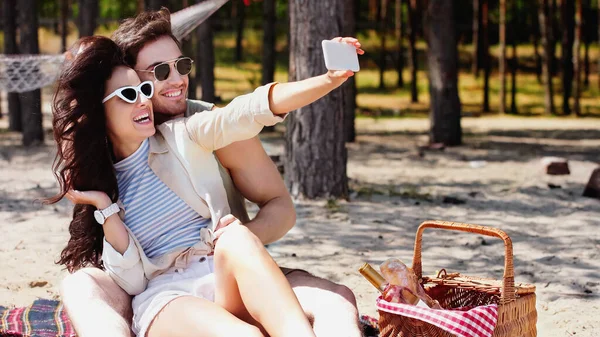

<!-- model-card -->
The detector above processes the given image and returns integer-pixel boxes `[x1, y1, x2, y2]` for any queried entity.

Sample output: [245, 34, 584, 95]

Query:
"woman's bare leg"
[146, 296, 264, 337]
[213, 224, 316, 337]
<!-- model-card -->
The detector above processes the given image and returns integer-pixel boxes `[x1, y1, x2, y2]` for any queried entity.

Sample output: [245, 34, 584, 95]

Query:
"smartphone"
[321, 40, 360, 72]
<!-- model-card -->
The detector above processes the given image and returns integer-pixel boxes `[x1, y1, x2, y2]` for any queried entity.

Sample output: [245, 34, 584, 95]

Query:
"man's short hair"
[112, 8, 181, 67]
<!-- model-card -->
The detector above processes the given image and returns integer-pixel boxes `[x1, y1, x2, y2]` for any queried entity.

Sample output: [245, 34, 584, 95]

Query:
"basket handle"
[412, 220, 516, 304]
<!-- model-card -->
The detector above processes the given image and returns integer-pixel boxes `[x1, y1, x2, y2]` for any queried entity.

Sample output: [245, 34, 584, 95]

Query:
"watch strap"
[100, 203, 120, 219]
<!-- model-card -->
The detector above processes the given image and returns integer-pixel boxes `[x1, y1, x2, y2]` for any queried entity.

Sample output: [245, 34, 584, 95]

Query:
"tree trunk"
[424, 0, 462, 146]
[472, 0, 480, 76]
[369, 0, 379, 22]
[180, 1, 193, 106]
[499, 0, 506, 114]
[137, 0, 145, 13]
[182, 37, 197, 100]
[3, 0, 21, 131]
[77, 0, 97, 37]
[344, 0, 357, 143]
[482, 0, 490, 112]
[379, 0, 389, 89]
[583, 36, 589, 87]
[60, 0, 69, 52]
[197, 17, 216, 103]
[0, 0, 4, 118]
[286, 0, 349, 200]
[550, 0, 558, 76]
[147, 0, 167, 10]
[539, 0, 556, 114]
[180, 0, 192, 97]
[262, 0, 276, 85]
[408, 0, 418, 102]
[234, 0, 245, 63]
[561, 0, 575, 115]
[344, 77, 357, 143]
[18, 0, 43, 146]
[583, 0, 590, 87]
[510, 0, 518, 114]
[395, 0, 404, 88]
[261, 0, 277, 133]
[573, 0, 582, 116]
[532, 2, 542, 83]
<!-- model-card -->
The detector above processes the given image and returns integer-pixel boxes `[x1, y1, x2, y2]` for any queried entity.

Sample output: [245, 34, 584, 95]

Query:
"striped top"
[114, 139, 210, 258]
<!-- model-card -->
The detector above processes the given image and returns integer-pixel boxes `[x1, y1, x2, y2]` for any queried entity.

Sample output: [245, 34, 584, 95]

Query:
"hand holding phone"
[322, 38, 363, 73]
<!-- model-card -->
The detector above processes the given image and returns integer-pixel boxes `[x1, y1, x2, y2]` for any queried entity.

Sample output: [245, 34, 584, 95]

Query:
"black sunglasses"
[136, 57, 194, 81]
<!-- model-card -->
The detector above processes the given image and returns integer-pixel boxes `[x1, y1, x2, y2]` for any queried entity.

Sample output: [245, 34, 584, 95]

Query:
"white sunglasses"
[102, 81, 154, 104]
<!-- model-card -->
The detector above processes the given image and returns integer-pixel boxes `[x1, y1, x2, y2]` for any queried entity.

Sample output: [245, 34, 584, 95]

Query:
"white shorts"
[132, 255, 216, 337]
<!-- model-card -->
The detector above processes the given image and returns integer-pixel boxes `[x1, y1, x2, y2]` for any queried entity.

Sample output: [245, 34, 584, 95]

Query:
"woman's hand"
[326, 37, 365, 81]
[65, 190, 112, 209]
[211, 214, 244, 252]
[67, 190, 130, 253]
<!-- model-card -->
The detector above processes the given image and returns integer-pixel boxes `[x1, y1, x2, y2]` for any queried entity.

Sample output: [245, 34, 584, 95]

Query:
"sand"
[1, 115, 599, 336]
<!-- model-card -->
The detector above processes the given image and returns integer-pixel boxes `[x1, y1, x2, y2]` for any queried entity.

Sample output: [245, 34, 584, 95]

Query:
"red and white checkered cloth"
[376, 296, 499, 337]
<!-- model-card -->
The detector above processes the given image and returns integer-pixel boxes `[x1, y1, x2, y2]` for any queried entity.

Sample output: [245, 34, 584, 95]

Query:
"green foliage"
[99, 0, 138, 21]
[242, 65, 261, 88]
[37, 0, 137, 24]
[325, 199, 341, 212]
[31, 0, 600, 45]
[10, 0, 600, 117]
[38, 0, 59, 18]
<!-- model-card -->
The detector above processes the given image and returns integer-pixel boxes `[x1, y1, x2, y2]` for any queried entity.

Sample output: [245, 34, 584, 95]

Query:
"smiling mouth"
[133, 112, 151, 124]
[163, 90, 182, 98]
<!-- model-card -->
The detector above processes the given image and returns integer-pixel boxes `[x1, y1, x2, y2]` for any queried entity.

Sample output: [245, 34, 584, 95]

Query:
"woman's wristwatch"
[94, 203, 120, 225]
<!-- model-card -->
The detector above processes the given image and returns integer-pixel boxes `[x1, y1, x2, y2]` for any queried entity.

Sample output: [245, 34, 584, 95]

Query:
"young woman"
[48, 36, 362, 337]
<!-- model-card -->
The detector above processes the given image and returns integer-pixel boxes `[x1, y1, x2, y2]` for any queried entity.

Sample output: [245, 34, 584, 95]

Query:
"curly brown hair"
[112, 7, 181, 67]
[47, 36, 125, 272]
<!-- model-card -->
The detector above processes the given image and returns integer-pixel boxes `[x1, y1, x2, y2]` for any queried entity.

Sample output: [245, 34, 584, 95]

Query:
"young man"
[59, 8, 362, 337]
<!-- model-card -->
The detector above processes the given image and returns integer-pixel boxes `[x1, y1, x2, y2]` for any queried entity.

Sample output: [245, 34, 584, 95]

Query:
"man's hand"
[65, 190, 112, 209]
[326, 37, 365, 81]
[266, 36, 364, 115]
[215, 137, 296, 245]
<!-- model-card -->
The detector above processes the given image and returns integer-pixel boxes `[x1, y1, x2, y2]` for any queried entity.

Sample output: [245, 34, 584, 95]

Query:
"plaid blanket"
[360, 315, 380, 337]
[0, 299, 75, 337]
[0, 299, 379, 337]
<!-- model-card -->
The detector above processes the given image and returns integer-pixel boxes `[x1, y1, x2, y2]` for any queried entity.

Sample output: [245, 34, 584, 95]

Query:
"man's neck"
[154, 112, 184, 125]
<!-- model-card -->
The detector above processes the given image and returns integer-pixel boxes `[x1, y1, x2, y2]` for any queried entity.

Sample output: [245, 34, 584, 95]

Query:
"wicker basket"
[378, 221, 537, 337]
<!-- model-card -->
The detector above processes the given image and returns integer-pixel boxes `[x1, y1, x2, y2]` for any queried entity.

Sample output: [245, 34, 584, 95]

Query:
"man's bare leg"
[285, 270, 362, 337]
[60, 268, 133, 337]
[61, 267, 361, 337]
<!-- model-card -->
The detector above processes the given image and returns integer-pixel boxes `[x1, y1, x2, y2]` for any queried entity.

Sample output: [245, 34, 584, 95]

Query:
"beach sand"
[1, 116, 599, 336]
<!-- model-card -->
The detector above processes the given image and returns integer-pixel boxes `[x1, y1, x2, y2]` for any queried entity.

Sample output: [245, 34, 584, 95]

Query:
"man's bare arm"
[215, 136, 295, 245]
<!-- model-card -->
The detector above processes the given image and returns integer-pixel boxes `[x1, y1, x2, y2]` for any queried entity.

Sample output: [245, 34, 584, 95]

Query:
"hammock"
[0, 0, 229, 93]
